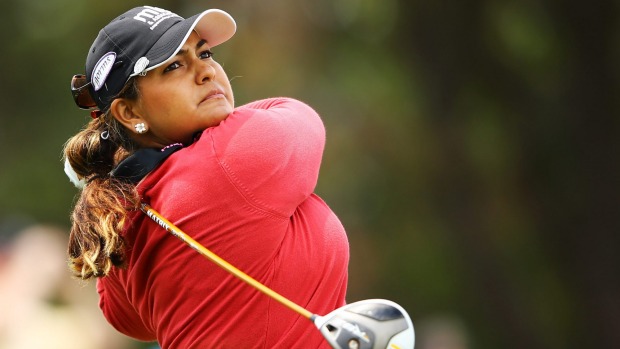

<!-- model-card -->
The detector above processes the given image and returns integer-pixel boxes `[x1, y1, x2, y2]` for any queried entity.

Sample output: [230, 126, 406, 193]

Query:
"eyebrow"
[176, 39, 208, 57]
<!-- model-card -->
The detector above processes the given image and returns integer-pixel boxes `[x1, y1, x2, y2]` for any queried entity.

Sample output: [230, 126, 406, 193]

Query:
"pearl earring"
[135, 123, 147, 134]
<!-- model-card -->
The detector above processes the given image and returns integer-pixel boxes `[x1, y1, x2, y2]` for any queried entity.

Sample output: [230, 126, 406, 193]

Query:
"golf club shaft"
[140, 203, 315, 321]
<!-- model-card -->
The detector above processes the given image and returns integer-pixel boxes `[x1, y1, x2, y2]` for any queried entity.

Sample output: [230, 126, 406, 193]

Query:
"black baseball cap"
[72, 6, 236, 112]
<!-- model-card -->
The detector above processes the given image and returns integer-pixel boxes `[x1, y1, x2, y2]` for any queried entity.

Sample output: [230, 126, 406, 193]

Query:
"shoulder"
[235, 97, 318, 115]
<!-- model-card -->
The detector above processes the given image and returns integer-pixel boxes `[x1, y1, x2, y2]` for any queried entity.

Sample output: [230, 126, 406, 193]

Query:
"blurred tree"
[395, 0, 620, 348]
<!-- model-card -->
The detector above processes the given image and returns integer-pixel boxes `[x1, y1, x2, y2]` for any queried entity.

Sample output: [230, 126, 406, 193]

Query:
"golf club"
[141, 203, 415, 349]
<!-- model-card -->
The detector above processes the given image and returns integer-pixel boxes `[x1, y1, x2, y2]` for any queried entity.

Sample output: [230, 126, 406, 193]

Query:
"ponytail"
[63, 78, 141, 279]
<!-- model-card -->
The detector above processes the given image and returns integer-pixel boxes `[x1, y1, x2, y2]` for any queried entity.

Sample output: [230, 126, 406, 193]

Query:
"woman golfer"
[63, 5, 349, 348]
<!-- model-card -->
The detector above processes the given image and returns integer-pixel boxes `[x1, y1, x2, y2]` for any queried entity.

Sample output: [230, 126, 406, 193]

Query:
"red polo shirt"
[97, 98, 349, 348]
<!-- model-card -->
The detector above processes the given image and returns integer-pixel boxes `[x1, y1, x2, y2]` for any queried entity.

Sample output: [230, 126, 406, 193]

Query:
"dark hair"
[63, 78, 141, 279]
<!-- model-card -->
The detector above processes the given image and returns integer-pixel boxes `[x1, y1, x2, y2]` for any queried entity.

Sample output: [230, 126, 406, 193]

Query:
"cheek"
[139, 84, 184, 118]
[215, 66, 234, 104]
[226, 89, 235, 106]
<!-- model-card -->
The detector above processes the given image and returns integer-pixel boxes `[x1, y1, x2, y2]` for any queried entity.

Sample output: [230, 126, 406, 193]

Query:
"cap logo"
[133, 6, 181, 30]
[91, 52, 116, 91]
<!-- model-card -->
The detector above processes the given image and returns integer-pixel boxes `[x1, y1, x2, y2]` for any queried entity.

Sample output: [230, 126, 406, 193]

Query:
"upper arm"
[211, 98, 326, 217]
[97, 277, 155, 341]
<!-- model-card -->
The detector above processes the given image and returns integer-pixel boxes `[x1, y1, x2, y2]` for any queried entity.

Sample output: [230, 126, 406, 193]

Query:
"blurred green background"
[1, 0, 619, 348]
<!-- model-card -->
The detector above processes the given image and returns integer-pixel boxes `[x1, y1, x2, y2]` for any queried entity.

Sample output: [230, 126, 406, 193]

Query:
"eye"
[200, 50, 214, 60]
[164, 61, 182, 73]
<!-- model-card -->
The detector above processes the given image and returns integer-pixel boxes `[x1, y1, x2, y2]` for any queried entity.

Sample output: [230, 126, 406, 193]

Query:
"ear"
[110, 98, 145, 134]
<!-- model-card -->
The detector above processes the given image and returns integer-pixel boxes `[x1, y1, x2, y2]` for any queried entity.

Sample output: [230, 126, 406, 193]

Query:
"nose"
[196, 59, 216, 84]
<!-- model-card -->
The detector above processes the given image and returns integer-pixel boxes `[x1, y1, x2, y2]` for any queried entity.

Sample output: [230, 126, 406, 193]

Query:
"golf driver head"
[314, 299, 414, 349]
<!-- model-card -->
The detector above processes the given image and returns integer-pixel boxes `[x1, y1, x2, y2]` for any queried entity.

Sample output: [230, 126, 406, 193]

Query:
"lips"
[201, 89, 225, 103]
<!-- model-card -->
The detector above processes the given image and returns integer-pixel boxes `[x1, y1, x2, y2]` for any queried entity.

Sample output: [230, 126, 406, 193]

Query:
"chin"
[201, 102, 233, 118]
[213, 106, 234, 122]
